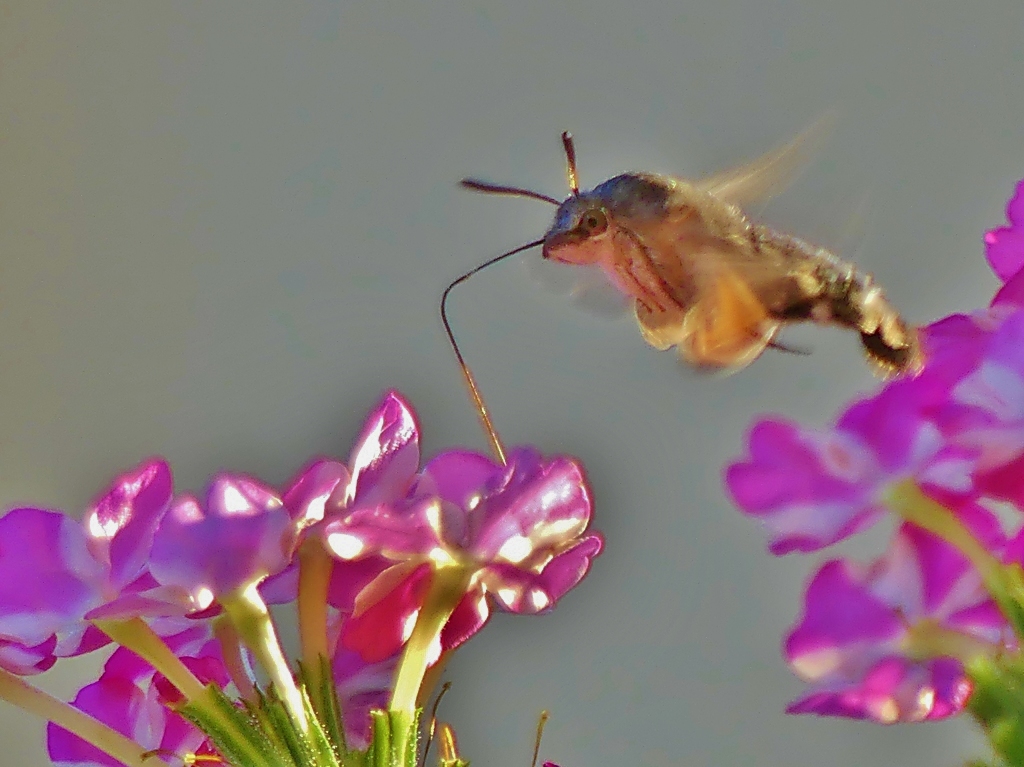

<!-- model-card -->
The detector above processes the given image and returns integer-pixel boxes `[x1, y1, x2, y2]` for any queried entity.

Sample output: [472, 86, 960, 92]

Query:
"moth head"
[542, 198, 611, 265]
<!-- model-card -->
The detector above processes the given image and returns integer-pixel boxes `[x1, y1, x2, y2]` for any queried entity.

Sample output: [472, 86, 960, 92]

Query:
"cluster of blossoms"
[727, 180, 1024, 757]
[0, 392, 601, 767]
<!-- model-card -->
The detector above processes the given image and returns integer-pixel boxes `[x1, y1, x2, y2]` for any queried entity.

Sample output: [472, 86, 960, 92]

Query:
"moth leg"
[608, 232, 680, 313]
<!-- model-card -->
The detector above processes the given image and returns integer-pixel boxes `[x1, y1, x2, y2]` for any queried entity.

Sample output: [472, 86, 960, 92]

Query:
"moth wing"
[634, 259, 780, 370]
[694, 114, 834, 208]
[525, 256, 630, 319]
[623, 208, 786, 370]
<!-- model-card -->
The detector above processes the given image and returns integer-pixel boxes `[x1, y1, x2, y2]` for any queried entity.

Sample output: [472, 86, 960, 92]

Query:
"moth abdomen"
[750, 227, 922, 375]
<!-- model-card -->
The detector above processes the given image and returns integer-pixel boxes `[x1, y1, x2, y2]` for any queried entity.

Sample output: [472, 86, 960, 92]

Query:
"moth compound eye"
[580, 209, 608, 235]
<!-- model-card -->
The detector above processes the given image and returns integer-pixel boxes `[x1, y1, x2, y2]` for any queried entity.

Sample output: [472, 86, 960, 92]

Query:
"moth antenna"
[420, 681, 453, 767]
[441, 237, 546, 465]
[561, 131, 580, 195]
[531, 710, 550, 767]
[460, 179, 560, 206]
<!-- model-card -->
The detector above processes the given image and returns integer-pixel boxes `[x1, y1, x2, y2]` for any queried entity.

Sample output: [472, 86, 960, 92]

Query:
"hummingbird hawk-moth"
[456, 127, 923, 376]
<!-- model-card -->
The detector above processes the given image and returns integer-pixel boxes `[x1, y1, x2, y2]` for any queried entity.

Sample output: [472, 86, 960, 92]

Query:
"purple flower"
[325, 448, 603, 661]
[786, 522, 1007, 723]
[260, 391, 422, 610]
[149, 474, 296, 605]
[0, 459, 173, 673]
[985, 180, 1024, 282]
[0, 389, 603, 764]
[726, 380, 976, 554]
[331, 647, 398, 749]
[47, 643, 227, 767]
[937, 309, 1024, 505]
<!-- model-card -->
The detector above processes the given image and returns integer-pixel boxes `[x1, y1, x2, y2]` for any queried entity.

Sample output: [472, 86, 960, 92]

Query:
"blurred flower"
[725, 380, 976, 554]
[727, 176, 1024, 735]
[786, 522, 1008, 723]
[985, 180, 1024, 283]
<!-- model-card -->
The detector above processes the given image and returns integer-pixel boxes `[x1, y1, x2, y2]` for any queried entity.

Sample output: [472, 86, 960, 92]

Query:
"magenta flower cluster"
[0, 392, 601, 765]
[726, 180, 1024, 724]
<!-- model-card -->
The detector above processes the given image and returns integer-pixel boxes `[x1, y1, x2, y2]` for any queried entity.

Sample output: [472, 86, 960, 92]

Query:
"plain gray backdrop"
[2, 2, 1022, 765]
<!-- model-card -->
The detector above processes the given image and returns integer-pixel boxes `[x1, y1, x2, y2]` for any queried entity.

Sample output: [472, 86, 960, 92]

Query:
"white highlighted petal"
[872, 698, 899, 724]
[326, 532, 365, 560]
[544, 518, 582, 537]
[497, 535, 533, 563]
[425, 501, 442, 531]
[402, 609, 421, 642]
[86, 511, 121, 540]
[193, 586, 215, 611]
[222, 484, 252, 515]
[497, 587, 518, 606]
[427, 546, 458, 567]
[529, 589, 550, 610]
[789, 648, 841, 680]
[916, 685, 936, 717]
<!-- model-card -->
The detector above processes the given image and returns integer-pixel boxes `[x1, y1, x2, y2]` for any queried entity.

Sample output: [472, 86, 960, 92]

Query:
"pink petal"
[150, 474, 296, 601]
[347, 391, 421, 507]
[985, 180, 1024, 281]
[84, 458, 173, 591]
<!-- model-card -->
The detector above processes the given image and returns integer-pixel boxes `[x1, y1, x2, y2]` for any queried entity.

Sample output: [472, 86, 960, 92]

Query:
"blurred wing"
[634, 260, 780, 370]
[694, 113, 835, 208]
[624, 206, 786, 369]
[525, 255, 631, 319]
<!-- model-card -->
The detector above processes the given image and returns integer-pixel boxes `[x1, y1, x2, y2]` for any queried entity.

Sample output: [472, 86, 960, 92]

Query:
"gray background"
[0, 2, 1020, 765]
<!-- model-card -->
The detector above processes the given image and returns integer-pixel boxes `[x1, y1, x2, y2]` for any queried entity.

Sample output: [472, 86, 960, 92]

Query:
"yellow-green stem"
[94, 617, 207, 702]
[297, 540, 333, 691]
[390, 567, 471, 716]
[221, 583, 309, 732]
[0, 667, 152, 767]
[212, 614, 256, 700]
[886, 481, 1004, 583]
[903, 619, 1006, 664]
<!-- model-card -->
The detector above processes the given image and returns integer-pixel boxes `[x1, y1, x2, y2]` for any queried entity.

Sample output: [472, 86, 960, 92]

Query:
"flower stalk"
[390, 567, 472, 716]
[297, 539, 334, 694]
[221, 584, 310, 732]
[93, 617, 208, 702]
[0, 668, 152, 767]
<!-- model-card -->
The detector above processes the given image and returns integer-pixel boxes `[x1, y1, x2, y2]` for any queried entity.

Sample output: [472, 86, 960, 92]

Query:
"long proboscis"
[441, 238, 546, 465]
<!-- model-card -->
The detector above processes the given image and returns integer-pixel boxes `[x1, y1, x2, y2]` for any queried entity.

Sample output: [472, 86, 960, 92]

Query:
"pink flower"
[148, 474, 297, 606]
[985, 180, 1024, 283]
[726, 379, 976, 554]
[0, 459, 174, 673]
[47, 641, 227, 767]
[786, 522, 1007, 723]
[728, 176, 1024, 727]
[330, 647, 398, 749]
[259, 391, 422, 610]
[325, 448, 603, 661]
[0, 389, 602, 763]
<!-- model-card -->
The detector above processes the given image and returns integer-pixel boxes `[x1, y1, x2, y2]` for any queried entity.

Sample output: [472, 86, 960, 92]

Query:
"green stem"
[297, 540, 333, 692]
[0, 667, 153, 767]
[221, 583, 309, 732]
[94, 617, 207, 702]
[885, 481, 1024, 636]
[390, 567, 471, 716]
[212, 614, 256, 700]
[903, 619, 1006, 664]
[885, 481, 1003, 582]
